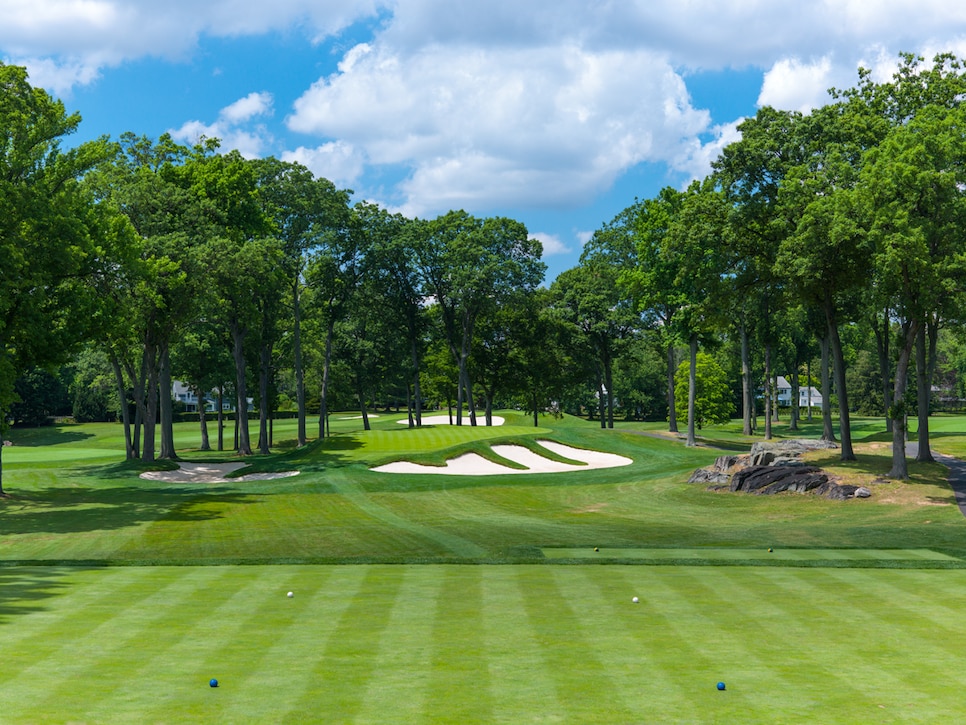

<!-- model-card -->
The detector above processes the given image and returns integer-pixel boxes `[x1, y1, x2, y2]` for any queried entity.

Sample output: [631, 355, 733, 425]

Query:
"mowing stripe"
[424, 567, 495, 721]
[515, 566, 636, 722]
[702, 568, 869, 718]
[90, 566, 284, 722]
[479, 568, 563, 723]
[572, 566, 702, 720]
[165, 566, 338, 724]
[5, 567, 235, 718]
[331, 479, 487, 558]
[351, 567, 437, 723]
[782, 569, 944, 711]
[284, 566, 384, 721]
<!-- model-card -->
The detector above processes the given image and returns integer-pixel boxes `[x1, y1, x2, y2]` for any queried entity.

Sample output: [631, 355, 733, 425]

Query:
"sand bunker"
[398, 414, 505, 426]
[140, 461, 299, 484]
[372, 440, 631, 476]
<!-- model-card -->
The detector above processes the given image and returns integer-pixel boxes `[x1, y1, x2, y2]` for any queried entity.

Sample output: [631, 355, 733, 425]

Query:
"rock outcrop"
[688, 439, 869, 500]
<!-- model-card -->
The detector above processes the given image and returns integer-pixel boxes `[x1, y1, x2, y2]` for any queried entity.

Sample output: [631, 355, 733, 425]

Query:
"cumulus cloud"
[0, 0, 386, 90]
[290, 42, 710, 215]
[169, 92, 274, 157]
[281, 141, 366, 188]
[530, 232, 570, 257]
[6, 1, 966, 217]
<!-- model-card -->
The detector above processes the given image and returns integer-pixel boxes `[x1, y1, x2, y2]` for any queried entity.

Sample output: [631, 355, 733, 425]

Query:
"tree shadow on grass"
[0, 567, 80, 624]
[1, 486, 262, 536]
[5, 426, 96, 447]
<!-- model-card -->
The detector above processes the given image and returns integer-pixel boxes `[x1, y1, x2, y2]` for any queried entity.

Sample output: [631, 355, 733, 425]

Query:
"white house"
[775, 376, 824, 409]
[172, 381, 252, 413]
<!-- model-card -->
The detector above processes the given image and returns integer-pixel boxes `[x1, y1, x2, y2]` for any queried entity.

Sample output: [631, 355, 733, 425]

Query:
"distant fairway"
[3, 412, 966, 721]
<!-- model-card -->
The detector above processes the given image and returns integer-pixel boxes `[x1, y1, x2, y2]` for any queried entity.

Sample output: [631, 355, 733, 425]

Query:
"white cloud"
[289, 42, 710, 215]
[7, 0, 966, 221]
[169, 92, 274, 158]
[0, 1, 387, 90]
[281, 141, 365, 188]
[530, 232, 570, 257]
[758, 57, 840, 113]
[576, 230, 594, 247]
[220, 92, 274, 124]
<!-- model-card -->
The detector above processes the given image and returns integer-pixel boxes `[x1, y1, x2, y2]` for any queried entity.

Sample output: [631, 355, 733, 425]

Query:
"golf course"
[3, 411, 966, 723]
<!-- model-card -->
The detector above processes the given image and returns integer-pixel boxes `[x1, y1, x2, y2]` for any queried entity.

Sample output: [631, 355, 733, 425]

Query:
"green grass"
[3, 411, 966, 722]
[3, 564, 966, 723]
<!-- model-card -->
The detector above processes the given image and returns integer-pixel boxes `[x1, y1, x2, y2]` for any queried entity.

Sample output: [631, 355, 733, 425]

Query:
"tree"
[0, 63, 111, 493]
[416, 211, 544, 426]
[253, 158, 351, 446]
[663, 180, 731, 446]
[854, 103, 966, 478]
[618, 189, 687, 432]
[551, 251, 638, 429]
[674, 352, 732, 429]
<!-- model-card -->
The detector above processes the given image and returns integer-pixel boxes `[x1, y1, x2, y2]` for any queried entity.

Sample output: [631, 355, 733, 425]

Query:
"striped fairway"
[3, 564, 966, 723]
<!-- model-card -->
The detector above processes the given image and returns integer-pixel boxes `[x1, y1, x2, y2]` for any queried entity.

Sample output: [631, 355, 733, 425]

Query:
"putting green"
[543, 548, 961, 561]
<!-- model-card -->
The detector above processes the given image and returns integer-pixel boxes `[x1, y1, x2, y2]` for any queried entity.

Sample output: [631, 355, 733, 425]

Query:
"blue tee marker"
[716, 682, 726, 691]
[210, 679, 219, 688]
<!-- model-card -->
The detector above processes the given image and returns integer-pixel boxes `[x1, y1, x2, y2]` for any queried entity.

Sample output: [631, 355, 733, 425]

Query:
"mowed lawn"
[4, 564, 966, 724]
[3, 412, 966, 722]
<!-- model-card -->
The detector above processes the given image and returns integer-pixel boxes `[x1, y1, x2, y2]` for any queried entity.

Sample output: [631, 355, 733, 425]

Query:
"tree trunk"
[598, 377, 606, 429]
[915, 321, 934, 463]
[196, 385, 210, 451]
[740, 322, 752, 436]
[158, 343, 176, 460]
[109, 351, 135, 460]
[142, 342, 159, 463]
[217, 387, 224, 452]
[686, 333, 697, 447]
[604, 353, 615, 429]
[889, 319, 920, 479]
[828, 314, 855, 461]
[789, 369, 800, 431]
[764, 343, 772, 441]
[410, 336, 422, 427]
[293, 281, 307, 447]
[258, 342, 271, 455]
[873, 306, 893, 433]
[819, 333, 836, 442]
[806, 357, 813, 422]
[231, 324, 253, 456]
[319, 316, 334, 438]
[667, 337, 678, 433]
[359, 383, 371, 431]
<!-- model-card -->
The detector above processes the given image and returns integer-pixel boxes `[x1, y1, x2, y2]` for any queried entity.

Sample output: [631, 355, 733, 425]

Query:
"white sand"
[372, 440, 632, 476]
[338, 414, 380, 420]
[398, 414, 505, 426]
[140, 461, 299, 483]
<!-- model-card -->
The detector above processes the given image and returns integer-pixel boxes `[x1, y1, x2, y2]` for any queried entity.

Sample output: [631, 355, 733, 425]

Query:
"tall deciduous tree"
[0, 64, 111, 492]
[253, 158, 351, 446]
[416, 211, 544, 425]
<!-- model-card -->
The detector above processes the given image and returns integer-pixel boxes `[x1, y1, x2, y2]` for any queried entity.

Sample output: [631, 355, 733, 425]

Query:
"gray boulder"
[731, 465, 828, 494]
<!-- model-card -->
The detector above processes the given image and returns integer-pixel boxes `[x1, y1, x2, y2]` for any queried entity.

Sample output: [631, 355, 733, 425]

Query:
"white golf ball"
[287, 591, 294, 598]
[632, 596, 639, 603]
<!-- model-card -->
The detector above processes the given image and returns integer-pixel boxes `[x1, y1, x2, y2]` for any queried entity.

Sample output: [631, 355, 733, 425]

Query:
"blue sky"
[4, 1, 966, 280]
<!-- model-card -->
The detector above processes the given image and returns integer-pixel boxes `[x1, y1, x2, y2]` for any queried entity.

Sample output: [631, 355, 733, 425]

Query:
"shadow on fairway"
[5, 427, 96, 447]
[1, 487, 261, 536]
[0, 567, 79, 624]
